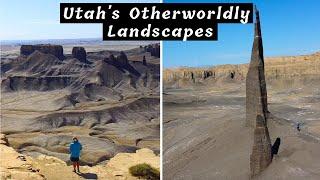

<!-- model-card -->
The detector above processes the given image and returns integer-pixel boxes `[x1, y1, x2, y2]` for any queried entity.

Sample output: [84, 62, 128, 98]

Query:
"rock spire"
[248, 7, 272, 178]
[246, 7, 268, 128]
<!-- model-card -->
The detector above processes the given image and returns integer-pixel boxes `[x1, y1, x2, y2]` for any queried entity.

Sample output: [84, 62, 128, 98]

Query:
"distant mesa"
[145, 44, 160, 58]
[4, 43, 159, 93]
[20, 44, 64, 60]
[20, 45, 89, 64]
[72, 46, 88, 63]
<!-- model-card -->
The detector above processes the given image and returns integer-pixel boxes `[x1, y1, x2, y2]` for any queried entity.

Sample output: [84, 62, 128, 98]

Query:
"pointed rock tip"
[254, 6, 261, 37]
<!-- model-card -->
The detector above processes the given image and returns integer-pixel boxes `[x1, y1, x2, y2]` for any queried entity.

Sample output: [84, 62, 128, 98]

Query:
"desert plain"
[163, 52, 320, 179]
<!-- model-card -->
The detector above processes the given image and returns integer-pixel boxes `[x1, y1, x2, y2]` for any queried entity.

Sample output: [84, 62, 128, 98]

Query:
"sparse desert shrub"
[129, 163, 160, 180]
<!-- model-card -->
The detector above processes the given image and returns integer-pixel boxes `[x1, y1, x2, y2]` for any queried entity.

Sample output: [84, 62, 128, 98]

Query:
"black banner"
[60, 3, 253, 41]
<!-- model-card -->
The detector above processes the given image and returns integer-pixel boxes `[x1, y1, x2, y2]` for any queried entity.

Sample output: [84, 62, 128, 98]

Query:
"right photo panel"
[163, 1, 320, 180]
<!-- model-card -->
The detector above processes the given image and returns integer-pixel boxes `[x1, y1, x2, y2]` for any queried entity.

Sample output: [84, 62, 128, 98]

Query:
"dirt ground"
[163, 83, 320, 180]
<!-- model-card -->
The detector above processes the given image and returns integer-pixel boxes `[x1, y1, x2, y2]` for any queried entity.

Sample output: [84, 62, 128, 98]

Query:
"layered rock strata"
[20, 44, 64, 60]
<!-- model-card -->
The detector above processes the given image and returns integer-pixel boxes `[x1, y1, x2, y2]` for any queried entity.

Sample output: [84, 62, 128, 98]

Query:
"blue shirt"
[69, 141, 82, 158]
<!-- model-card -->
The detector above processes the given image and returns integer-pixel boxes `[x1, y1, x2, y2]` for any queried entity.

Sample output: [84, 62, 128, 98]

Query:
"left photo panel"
[0, 1, 160, 180]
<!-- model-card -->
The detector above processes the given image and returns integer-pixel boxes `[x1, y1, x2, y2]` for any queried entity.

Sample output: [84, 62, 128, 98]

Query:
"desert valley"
[0, 40, 160, 179]
[163, 51, 320, 179]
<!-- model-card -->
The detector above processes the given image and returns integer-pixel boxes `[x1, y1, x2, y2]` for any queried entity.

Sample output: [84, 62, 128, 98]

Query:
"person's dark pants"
[70, 157, 80, 172]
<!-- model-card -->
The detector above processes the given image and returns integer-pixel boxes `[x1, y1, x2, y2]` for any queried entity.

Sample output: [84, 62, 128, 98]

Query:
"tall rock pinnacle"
[246, 7, 268, 128]
[248, 7, 272, 178]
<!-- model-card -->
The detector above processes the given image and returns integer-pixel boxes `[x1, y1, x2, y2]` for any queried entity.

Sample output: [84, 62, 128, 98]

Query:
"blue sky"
[164, 0, 320, 67]
[0, 0, 159, 40]
[1, 0, 319, 67]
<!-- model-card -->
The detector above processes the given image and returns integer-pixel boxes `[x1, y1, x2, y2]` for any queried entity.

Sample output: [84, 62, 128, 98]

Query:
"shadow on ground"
[78, 172, 98, 179]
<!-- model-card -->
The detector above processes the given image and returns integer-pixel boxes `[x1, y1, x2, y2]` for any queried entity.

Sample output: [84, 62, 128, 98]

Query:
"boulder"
[20, 44, 64, 60]
[72, 47, 87, 63]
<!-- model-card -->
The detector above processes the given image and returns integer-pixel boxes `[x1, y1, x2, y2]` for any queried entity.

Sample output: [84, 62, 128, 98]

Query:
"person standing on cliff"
[69, 137, 82, 173]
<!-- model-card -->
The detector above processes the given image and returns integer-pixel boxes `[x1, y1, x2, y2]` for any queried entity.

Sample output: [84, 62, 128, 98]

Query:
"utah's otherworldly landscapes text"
[60, 3, 253, 40]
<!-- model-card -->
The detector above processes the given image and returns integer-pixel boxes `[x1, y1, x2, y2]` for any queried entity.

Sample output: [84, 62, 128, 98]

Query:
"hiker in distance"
[70, 137, 83, 173]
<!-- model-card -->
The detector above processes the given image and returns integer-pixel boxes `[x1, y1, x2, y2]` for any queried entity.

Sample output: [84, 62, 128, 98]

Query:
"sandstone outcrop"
[105, 148, 160, 178]
[0, 137, 159, 180]
[250, 115, 272, 178]
[72, 47, 87, 63]
[0, 134, 8, 146]
[20, 44, 64, 60]
[246, 7, 268, 128]
[0, 134, 45, 180]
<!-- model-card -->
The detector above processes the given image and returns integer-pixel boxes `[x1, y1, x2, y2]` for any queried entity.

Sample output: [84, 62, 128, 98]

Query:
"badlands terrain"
[163, 52, 320, 179]
[1, 41, 160, 179]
